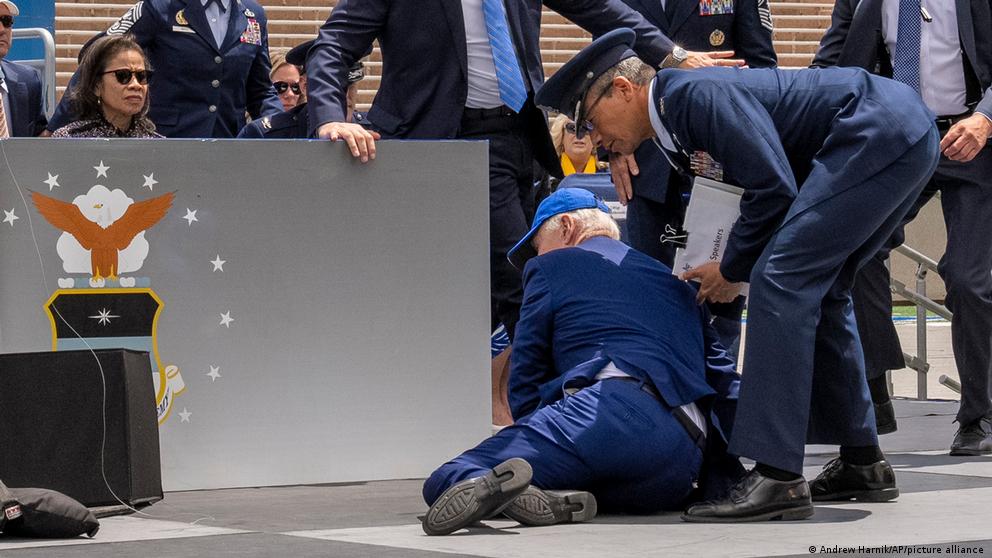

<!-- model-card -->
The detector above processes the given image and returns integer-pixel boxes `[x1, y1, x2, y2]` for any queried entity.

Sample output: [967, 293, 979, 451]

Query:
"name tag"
[172, 25, 195, 33]
[699, 0, 734, 16]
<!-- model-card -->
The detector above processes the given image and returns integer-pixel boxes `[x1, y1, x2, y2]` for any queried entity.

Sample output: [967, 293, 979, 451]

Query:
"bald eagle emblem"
[32, 188, 174, 280]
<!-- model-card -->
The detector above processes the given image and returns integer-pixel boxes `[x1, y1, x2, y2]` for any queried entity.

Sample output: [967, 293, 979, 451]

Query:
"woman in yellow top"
[550, 114, 605, 175]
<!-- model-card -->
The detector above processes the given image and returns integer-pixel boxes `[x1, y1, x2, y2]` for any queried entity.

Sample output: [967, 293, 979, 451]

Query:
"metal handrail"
[11, 28, 57, 118]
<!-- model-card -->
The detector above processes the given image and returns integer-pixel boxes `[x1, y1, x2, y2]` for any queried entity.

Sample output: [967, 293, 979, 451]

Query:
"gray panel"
[0, 138, 492, 490]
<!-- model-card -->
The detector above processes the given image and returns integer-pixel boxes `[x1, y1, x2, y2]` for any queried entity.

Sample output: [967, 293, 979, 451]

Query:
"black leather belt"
[461, 105, 518, 121]
[935, 111, 973, 133]
[609, 377, 706, 451]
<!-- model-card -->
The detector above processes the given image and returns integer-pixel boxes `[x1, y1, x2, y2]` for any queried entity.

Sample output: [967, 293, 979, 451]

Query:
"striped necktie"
[0, 77, 9, 139]
[482, 0, 528, 112]
[892, 0, 922, 93]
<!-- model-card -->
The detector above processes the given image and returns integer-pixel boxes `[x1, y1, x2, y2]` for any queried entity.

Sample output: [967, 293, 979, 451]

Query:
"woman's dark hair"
[70, 35, 155, 130]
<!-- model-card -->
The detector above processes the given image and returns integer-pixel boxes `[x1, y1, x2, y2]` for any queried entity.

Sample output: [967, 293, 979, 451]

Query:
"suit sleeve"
[546, 0, 673, 66]
[245, 13, 282, 119]
[699, 306, 739, 398]
[507, 261, 557, 421]
[733, 0, 777, 68]
[669, 78, 798, 283]
[306, 0, 385, 134]
[235, 119, 265, 138]
[810, 0, 855, 68]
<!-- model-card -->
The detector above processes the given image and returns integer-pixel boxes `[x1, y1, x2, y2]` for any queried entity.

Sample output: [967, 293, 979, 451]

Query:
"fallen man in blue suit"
[421, 187, 742, 535]
[535, 29, 941, 522]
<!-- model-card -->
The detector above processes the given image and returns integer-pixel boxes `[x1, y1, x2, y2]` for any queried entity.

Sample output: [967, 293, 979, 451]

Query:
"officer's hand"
[317, 122, 381, 163]
[679, 51, 745, 69]
[680, 262, 743, 304]
[609, 152, 639, 205]
[940, 114, 991, 163]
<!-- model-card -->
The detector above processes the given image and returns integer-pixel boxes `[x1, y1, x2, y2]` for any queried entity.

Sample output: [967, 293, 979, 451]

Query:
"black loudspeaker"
[0, 349, 163, 508]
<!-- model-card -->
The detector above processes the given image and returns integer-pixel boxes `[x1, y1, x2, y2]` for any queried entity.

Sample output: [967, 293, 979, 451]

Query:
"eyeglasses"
[564, 121, 593, 136]
[572, 82, 615, 140]
[0, 15, 14, 28]
[273, 81, 301, 95]
[103, 68, 153, 85]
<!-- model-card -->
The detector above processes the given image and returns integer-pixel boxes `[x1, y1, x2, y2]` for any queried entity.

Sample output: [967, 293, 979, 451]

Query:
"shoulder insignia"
[107, 1, 144, 35]
[757, 0, 774, 32]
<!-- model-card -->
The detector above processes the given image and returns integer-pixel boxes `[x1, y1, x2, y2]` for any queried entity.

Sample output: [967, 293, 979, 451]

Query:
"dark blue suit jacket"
[649, 66, 934, 283]
[811, 0, 992, 120]
[1, 59, 47, 137]
[306, 0, 674, 172]
[49, 0, 281, 138]
[616, 0, 776, 201]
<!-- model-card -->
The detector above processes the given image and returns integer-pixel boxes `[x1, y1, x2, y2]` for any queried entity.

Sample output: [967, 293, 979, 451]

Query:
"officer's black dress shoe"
[874, 400, 898, 435]
[503, 487, 597, 526]
[423, 458, 532, 536]
[681, 468, 813, 523]
[949, 415, 992, 456]
[810, 458, 898, 502]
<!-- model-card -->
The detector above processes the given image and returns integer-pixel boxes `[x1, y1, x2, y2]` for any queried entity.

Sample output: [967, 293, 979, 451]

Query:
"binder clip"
[659, 224, 688, 248]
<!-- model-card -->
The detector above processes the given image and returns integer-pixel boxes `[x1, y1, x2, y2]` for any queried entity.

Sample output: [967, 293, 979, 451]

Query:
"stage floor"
[1, 399, 989, 558]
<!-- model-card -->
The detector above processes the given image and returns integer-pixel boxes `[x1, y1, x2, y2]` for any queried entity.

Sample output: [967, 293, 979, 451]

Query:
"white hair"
[538, 207, 620, 243]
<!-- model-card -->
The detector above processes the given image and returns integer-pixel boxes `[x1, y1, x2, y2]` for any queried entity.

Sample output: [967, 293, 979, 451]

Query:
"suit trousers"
[729, 128, 940, 474]
[852, 142, 992, 425]
[458, 111, 535, 339]
[422, 379, 703, 514]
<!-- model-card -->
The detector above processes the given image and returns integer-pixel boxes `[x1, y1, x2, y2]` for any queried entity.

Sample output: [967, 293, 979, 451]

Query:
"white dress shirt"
[461, 0, 510, 109]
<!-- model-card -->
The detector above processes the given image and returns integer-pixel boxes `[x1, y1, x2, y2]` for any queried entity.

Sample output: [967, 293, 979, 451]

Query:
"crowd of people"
[1, 0, 989, 537]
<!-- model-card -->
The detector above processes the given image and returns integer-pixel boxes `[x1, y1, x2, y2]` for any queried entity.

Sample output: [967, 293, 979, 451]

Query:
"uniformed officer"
[238, 40, 368, 139]
[47, 0, 281, 138]
[537, 29, 940, 522]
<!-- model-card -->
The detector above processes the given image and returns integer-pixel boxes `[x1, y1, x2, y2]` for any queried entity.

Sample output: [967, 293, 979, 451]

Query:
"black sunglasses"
[0, 15, 13, 28]
[273, 81, 302, 95]
[103, 68, 153, 85]
[564, 121, 593, 136]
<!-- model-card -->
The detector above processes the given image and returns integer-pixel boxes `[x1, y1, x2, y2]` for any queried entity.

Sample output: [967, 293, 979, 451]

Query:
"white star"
[183, 208, 198, 226]
[43, 173, 60, 191]
[178, 408, 192, 423]
[210, 255, 226, 272]
[206, 365, 222, 381]
[2, 208, 17, 227]
[94, 160, 109, 178]
[219, 311, 234, 328]
[88, 308, 120, 326]
[142, 173, 158, 191]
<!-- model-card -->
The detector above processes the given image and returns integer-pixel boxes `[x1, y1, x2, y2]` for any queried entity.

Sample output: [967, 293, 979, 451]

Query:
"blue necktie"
[482, 0, 528, 112]
[892, 0, 921, 92]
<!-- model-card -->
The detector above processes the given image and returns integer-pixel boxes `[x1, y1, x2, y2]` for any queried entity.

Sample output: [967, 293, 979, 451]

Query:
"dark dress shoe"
[874, 400, 898, 435]
[681, 469, 813, 523]
[810, 458, 898, 502]
[503, 487, 597, 526]
[423, 458, 533, 535]
[949, 416, 992, 456]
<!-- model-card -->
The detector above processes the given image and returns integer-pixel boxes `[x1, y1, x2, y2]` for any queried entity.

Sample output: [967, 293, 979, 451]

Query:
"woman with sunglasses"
[550, 114, 604, 176]
[51, 36, 159, 138]
[269, 51, 304, 112]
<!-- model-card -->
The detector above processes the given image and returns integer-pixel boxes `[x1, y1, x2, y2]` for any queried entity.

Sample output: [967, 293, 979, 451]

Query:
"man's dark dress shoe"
[810, 458, 898, 502]
[423, 458, 532, 536]
[874, 400, 898, 435]
[949, 415, 992, 456]
[503, 487, 597, 526]
[681, 468, 813, 523]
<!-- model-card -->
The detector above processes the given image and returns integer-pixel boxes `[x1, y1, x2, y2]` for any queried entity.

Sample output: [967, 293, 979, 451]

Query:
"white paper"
[673, 176, 749, 295]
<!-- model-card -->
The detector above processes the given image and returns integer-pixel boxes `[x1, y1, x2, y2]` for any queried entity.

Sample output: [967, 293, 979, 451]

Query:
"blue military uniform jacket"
[614, 0, 776, 202]
[1, 59, 47, 137]
[237, 102, 309, 139]
[49, 0, 281, 138]
[811, 0, 992, 120]
[648, 66, 934, 283]
[306, 0, 674, 174]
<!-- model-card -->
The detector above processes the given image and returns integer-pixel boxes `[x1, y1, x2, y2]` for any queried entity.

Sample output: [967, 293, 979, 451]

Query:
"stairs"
[52, 0, 835, 111]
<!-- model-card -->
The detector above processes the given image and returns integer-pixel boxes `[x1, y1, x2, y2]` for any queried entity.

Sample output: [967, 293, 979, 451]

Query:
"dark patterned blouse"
[52, 117, 161, 139]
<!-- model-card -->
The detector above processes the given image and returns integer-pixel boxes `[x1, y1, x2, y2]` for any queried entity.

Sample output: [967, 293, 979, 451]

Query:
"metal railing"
[889, 243, 954, 400]
[11, 28, 57, 118]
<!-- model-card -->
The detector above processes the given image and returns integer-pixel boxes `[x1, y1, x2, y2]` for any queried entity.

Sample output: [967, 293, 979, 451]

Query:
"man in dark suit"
[304, 0, 742, 343]
[0, 0, 47, 137]
[538, 29, 939, 522]
[813, 0, 992, 455]
[421, 187, 741, 535]
[48, 0, 281, 138]
[608, 0, 777, 359]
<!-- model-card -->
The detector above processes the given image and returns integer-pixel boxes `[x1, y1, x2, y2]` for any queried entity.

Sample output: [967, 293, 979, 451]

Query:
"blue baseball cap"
[535, 28, 637, 126]
[507, 188, 611, 270]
